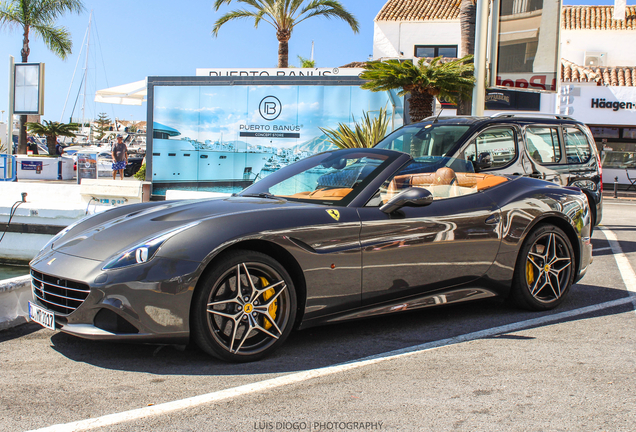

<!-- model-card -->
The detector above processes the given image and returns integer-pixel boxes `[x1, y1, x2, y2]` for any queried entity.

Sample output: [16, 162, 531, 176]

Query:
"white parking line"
[28, 228, 636, 432]
[599, 227, 636, 313]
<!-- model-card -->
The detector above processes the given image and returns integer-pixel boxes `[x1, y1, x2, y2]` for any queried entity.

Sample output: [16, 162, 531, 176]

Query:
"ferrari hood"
[51, 197, 312, 261]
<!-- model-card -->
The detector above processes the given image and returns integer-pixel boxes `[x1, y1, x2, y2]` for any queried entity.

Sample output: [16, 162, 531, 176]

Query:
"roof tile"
[374, 1, 636, 30]
[375, 0, 461, 21]
[562, 5, 636, 30]
[561, 59, 636, 86]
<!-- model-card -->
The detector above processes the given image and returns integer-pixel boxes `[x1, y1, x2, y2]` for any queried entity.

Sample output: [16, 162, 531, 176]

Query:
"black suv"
[374, 113, 603, 227]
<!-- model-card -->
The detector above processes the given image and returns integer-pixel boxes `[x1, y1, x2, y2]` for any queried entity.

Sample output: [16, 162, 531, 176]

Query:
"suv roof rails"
[490, 112, 575, 120]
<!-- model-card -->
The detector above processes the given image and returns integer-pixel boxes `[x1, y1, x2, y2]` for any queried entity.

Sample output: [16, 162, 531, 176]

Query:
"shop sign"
[560, 85, 636, 124]
[495, 74, 557, 92]
[21, 161, 43, 173]
[590, 98, 635, 111]
[195, 68, 362, 77]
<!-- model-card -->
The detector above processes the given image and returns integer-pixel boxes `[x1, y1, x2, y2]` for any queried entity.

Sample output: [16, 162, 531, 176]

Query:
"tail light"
[598, 156, 603, 192]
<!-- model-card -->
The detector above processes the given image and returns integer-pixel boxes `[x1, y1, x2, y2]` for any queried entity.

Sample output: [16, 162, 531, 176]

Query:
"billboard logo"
[259, 96, 282, 121]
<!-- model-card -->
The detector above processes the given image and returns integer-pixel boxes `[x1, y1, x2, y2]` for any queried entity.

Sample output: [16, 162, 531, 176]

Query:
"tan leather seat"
[433, 167, 457, 185]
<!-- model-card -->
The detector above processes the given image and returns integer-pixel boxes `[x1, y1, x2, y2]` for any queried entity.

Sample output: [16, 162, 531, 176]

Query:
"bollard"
[614, 176, 618, 198]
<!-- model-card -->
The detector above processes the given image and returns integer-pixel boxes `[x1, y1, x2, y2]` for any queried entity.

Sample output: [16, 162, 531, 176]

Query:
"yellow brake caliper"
[260, 277, 278, 330]
[526, 260, 535, 285]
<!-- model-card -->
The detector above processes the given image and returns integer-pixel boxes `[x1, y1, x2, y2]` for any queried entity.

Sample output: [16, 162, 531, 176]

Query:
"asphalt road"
[1, 200, 635, 432]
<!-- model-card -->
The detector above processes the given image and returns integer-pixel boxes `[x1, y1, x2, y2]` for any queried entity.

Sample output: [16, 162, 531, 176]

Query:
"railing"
[0, 155, 16, 181]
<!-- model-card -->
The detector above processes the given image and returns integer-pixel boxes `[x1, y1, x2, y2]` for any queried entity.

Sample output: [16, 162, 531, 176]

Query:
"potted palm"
[319, 107, 390, 149]
[360, 56, 476, 123]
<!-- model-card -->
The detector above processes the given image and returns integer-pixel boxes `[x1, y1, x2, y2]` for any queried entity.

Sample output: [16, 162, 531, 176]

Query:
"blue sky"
[0, 0, 632, 125]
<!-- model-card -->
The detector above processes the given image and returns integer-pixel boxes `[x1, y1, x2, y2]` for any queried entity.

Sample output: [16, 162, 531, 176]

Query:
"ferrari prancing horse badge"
[327, 209, 340, 221]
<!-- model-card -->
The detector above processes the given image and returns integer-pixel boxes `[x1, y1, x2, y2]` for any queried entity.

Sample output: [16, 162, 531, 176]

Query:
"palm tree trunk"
[277, 29, 291, 68]
[47, 135, 57, 156]
[18, 25, 31, 155]
[18, 116, 28, 155]
[457, 0, 476, 115]
[408, 90, 435, 123]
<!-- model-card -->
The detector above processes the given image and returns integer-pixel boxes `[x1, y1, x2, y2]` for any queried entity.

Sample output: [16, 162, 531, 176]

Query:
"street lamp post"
[471, 0, 490, 116]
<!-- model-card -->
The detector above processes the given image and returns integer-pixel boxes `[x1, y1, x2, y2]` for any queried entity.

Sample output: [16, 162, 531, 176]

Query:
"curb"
[0, 275, 32, 331]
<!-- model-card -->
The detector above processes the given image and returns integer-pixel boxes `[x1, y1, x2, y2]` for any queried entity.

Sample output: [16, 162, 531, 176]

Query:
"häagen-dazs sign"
[590, 98, 635, 112]
[560, 85, 636, 124]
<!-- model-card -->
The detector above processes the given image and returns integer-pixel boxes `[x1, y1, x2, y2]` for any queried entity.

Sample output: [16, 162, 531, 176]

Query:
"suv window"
[462, 127, 516, 169]
[526, 127, 561, 164]
[376, 124, 470, 157]
[564, 127, 592, 163]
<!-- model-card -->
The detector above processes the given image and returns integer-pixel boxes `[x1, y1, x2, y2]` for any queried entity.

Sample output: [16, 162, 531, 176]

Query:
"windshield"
[240, 149, 397, 206]
[375, 124, 471, 158]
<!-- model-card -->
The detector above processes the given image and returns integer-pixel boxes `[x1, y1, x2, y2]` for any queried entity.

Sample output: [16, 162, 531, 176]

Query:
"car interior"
[379, 167, 509, 203]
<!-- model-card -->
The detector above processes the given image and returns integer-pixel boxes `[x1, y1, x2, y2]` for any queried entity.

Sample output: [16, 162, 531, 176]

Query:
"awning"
[95, 79, 147, 106]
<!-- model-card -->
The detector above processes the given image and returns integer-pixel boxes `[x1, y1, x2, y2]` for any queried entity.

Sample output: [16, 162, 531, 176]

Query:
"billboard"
[494, 0, 562, 92]
[149, 78, 402, 195]
[14, 63, 45, 115]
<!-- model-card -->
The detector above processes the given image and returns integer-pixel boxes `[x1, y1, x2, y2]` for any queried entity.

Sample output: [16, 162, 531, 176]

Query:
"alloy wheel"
[525, 232, 572, 303]
[205, 261, 291, 356]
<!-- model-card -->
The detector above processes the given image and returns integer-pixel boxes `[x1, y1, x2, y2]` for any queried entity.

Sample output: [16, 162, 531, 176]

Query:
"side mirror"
[380, 187, 434, 214]
[473, 152, 492, 172]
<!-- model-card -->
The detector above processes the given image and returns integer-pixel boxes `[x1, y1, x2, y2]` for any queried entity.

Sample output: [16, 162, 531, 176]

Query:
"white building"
[373, 0, 460, 60]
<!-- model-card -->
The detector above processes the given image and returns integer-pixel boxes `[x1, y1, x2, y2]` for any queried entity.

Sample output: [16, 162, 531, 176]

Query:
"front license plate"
[28, 301, 55, 330]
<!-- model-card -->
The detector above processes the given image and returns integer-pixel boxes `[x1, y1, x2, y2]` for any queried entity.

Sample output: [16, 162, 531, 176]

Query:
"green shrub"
[134, 163, 146, 181]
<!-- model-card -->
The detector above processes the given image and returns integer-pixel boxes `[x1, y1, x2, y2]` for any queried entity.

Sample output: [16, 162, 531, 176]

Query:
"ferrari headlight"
[103, 222, 200, 270]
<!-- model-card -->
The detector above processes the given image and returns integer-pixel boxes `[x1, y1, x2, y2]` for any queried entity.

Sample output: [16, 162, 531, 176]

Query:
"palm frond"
[212, 9, 260, 36]
[26, 120, 78, 137]
[32, 0, 84, 23]
[320, 107, 389, 149]
[296, 0, 359, 32]
[32, 23, 72, 58]
[0, 3, 22, 29]
[213, 0, 234, 11]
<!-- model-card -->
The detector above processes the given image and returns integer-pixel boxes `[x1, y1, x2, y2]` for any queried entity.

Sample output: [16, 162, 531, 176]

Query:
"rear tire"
[510, 224, 575, 311]
[191, 250, 296, 362]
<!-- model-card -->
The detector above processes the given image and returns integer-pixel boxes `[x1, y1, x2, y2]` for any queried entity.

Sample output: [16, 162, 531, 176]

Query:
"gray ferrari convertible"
[29, 148, 592, 362]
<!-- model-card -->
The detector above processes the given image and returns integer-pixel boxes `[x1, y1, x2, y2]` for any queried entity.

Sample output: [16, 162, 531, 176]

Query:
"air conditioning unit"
[584, 52, 607, 67]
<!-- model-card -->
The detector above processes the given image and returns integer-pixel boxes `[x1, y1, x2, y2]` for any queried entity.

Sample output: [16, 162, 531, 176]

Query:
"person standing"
[111, 135, 128, 180]
[55, 139, 64, 156]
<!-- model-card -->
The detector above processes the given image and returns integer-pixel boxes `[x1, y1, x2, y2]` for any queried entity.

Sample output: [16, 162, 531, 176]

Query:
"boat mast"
[81, 11, 92, 139]
[60, 21, 89, 123]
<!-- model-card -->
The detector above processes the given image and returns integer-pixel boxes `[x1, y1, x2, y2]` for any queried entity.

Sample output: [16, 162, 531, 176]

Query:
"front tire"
[191, 250, 296, 362]
[510, 224, 575, 311]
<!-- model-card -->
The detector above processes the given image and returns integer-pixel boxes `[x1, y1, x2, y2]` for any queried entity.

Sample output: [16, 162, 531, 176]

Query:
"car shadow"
[47, 283, 634, 376]
[592, 234, 636, 255]
[0, 322, 43, 343]
[600, 224, 636, 233]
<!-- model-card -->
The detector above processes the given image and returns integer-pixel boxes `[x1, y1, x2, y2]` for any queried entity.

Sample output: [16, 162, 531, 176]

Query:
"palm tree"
[298, 55, 315, 68]
[212, 0, 359, 68]
[319, 107, 389, 149]
[0, 0, 85, 154]
[457, 0, 476, 115]
[26, 120, 78, 155]
[360, 56, 476, 123]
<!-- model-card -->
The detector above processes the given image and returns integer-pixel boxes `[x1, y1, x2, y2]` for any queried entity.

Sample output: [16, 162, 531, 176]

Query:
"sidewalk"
[602, 184, 636, 201]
